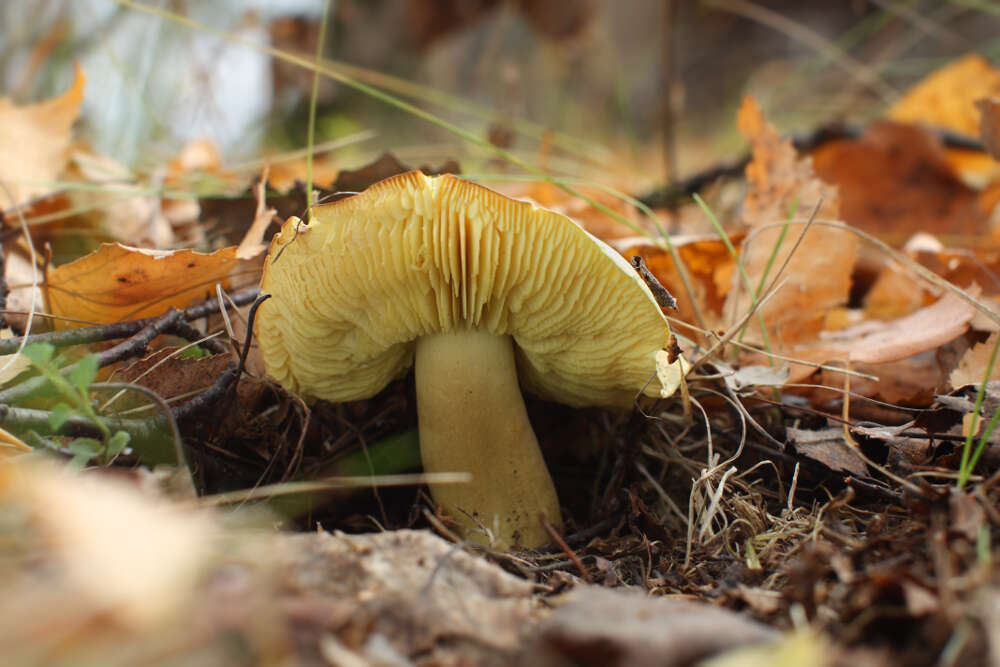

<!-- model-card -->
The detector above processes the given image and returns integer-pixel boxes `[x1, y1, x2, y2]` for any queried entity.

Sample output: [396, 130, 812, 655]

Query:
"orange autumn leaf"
[811, 123, 984, 238]
[725, 96, 854, 346]
[45, 243, 243, 328]
[494, 180, 649, 241]
[737, 96, 840, 228]
[618, 235, 738, 333]
[888, 55, 1000, 185]
[888, 55, 1000, 137]
[0, 63, 84, 209]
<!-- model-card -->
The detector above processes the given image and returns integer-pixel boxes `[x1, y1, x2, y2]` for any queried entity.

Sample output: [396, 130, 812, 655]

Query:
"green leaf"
[67, 438, 101, 462]
[48, 403, 75, 431]
[21, 343, 55, 367]
[69, 354, 100, 392]
[106, 430, 131, 456]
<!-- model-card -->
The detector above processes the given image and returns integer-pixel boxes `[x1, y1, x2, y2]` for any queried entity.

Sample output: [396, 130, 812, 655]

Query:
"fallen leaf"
[852, 422, 931, 469]
[771, 291, 976, 388]
[726, 96, 855, 346]
[522, 587, 777, 666]
[65, 148, 175, 248]
[279, 530, 539, 661]
[617, 234, 738, 331]
[863, 256, 933, 321]
[886, 55, 1000, 188]
[45, 243, 246, 328]
[816, 351, 948, 408]
[823, 290, 977, 365]
[950, 332, 1000, 389]
[270, 158, 340, 194]
[976, 97, 1000, 161]
[0, 63, 85, 209]
[949, 489, 985, 542]
[115, 349, 234, 407]
[811, 123, 984, 238]
[733, 585, 783, 615]
[236, 169, 278, 260]
[497, 180, 652, 241]
[738, 97, 840, 227]
[888, 55, 1000, 137]
[787, 427, 868, 476]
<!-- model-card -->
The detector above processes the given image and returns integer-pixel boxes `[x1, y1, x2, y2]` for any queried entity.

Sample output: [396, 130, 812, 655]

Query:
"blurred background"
[1, 1, 998, 188]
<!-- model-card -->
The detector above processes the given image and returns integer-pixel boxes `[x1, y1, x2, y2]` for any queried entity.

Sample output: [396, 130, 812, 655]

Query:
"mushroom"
[257, 172, 685, 548]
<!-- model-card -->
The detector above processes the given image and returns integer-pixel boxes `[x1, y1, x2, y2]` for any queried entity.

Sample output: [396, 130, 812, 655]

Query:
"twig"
[171, 365, 238, 421]
[845, 476, 902, 504]
[97, 308, 182, 366]
[540, 513, 589, 581]
[0, 285, 261, 355]
[231, 292, 270, 396]
[171, 319, 228, 355]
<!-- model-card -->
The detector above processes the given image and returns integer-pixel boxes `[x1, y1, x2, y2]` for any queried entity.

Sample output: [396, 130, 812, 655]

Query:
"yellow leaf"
[888, 54, 1000, 136]
[45, 243, 242, 328]
[0, 63, 85, 209]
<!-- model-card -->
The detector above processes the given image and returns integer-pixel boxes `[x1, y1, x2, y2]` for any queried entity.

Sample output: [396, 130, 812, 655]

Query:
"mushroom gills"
[414, 329, 560, 548]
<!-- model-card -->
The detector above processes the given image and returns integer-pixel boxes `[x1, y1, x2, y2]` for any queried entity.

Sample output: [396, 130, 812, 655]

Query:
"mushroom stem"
[415, 329, 561, 548]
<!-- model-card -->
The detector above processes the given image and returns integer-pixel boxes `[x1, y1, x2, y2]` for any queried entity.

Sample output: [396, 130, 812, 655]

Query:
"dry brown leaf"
[817, 353, 948, 407]
[753, 291, 977, 389]
[977, 97, 1000, 162]
[726, 96, 854, 346]
[236, 170, 277, 260]
[823, 290, 976, 365]
[0, 63, 85, 209]
[116, 349, 234, 406]
[738, 96, 840, 227]
[888, 55, 1000, 137]
[45, 243, 245, 327]
[950, 332, 1000, 389]
[65, 148, 175, 248]
[863, 260, 933, 320]
[524, 588, 776, 666]
[811, 123, 984, 237]
[786, 427, 868, 476]
[949, 490, 986, 542]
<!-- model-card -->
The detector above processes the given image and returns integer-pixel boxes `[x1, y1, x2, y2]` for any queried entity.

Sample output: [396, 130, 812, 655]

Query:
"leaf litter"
[0, 39, 999, 667]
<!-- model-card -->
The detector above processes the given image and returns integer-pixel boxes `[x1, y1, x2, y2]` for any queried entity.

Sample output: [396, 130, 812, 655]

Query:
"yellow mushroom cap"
[258, 171, 680, 408]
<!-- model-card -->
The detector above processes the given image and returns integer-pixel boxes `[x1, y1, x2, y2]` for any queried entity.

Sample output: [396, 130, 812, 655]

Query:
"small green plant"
[20, 343, 130, 467]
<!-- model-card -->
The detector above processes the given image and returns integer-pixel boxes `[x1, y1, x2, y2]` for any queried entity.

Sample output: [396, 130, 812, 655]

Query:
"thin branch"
[0, 286, 260, 355]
